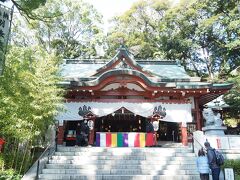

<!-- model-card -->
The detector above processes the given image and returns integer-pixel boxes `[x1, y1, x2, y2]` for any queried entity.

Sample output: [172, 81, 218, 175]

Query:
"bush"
[0, 169, 21, 180]
[0, 155, 4, 170]
[223, 159, 240, 178]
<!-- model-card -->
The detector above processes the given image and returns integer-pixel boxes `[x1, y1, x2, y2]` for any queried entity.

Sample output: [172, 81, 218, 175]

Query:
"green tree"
[0, 45, 63, 173]
[224, 70, 240, 123]
[0, 45, 63, 141]
[107, 0, 240, 80]
[155, 0, 240, 79]
[106, 0, 171, 59]
[0, 0, 47, 20]
[26, 0, 104, 59]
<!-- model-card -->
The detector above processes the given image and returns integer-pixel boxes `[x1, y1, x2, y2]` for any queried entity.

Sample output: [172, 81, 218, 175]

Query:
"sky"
[86, 0, 139, 32]
[0, 0, 139, 33]
[1, 0, 180, 32]
[86, 0, 180, 33]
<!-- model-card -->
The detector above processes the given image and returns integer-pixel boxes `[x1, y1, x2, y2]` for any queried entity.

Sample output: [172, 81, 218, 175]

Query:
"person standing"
[75, 123, 81, 146]
[146, 120, 154, 133]
[80, 120, 89, 146]
[145, 120, 155, 147]
[196, 148, 210, 180]
[204, 141, 221, 180]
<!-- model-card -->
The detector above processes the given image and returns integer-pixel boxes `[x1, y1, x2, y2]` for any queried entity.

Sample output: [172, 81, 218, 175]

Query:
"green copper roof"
[176, 82, 212, 89]
[60, 60, 191, 80]
[212, 83, 233, 89]
[141, 64, 190, 79]
[60, 62, 102, 78]
[61, 47, 191, 80]
[60, 48, 232, 90]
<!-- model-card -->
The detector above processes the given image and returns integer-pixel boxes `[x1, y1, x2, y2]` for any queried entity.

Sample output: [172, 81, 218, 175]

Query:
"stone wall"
[193, 130, 240, 159]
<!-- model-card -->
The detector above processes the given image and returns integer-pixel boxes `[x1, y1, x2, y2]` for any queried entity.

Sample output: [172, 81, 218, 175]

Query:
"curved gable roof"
[139, 61, 191, 79]
[94, 46, 153, 77]
[59, 47, 232, 93]
[71, 69, 176, 88]
[61, 47, 192, 81]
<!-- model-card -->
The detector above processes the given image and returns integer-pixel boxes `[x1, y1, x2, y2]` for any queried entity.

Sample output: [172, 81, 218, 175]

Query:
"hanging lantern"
[152, 121, 159, 131]
[121, 107, 124, 114]
[87, 120, 94, 130]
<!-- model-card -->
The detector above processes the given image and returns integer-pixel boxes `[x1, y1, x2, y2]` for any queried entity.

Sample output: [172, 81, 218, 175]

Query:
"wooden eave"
[198, 85, 233, 106]
[69, 72, 178, 90]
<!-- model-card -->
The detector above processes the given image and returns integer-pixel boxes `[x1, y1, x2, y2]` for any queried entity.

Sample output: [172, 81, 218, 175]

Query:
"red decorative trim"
[64, 98, 191, 104]
[66, 137, 76, 141]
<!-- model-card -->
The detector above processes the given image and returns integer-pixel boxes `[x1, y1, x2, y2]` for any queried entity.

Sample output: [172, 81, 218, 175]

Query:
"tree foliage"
[0, 46, 63, 141]
[107, 0, 240, 80]
[224, 72, 240, 122]
[0, 45, 63, 175]
[106, 0, 171, 59]
[1, 0, 47, 20]
[11, 0, 104, 59]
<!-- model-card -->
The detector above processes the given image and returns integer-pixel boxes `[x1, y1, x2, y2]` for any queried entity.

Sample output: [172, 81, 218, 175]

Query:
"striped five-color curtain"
[96, 132, 154, 147]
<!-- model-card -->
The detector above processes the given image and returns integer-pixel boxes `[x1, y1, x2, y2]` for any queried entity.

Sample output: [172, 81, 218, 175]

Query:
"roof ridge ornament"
[153, 105, 167, 119]
[118, 44, 135, 57]
[115, 58, 132, 69]
[176, 59, 181, 67]
[78, 105, 92, 117]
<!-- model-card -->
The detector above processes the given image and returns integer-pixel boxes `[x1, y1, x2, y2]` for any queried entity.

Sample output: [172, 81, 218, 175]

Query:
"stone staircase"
[38, 145, 199, 180]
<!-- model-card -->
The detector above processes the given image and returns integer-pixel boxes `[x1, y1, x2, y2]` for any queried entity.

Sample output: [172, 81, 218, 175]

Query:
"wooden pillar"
[57, 126, 64, 145]
[181, 122, 188, 146]
[88, 118, 96, 145]
[195, 97, 201, 130]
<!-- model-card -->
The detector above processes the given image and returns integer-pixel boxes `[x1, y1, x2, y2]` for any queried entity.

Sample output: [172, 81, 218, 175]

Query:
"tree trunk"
[202, 47, 214, 80]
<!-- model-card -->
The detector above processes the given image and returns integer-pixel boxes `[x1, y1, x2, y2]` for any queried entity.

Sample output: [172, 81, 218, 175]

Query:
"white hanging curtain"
[56, 102, 192, 125]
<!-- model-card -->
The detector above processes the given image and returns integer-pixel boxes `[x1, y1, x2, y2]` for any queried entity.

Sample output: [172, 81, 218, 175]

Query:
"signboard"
[0, 4, 12, 75]
[224, 168, 234, 180]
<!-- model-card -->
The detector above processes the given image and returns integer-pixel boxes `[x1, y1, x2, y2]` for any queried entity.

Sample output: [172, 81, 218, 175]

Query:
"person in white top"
[196, 148, 210, 180]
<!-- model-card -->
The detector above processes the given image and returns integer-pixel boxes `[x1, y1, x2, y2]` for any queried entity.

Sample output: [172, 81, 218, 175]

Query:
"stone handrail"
[21, 145, 55, 180]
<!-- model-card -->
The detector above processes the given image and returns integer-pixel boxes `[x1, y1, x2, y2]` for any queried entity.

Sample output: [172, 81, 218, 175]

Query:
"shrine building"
[56, 46, 232, 146]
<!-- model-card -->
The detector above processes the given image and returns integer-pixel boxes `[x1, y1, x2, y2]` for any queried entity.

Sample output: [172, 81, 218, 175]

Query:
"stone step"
[48, 158, 196, 165]
[55, 151, 193, 156]
[45, 164, 197, 170]
[56, 147, 193, 153]
[39, 146, 198, 180]
[38, 174, 200, 180]
[51, 155, 196, 161]
[54, 151, 191, 156]
[54, 152, 195, 158]
[58, 146, 190, 149]
[41, 168, 199, 175]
